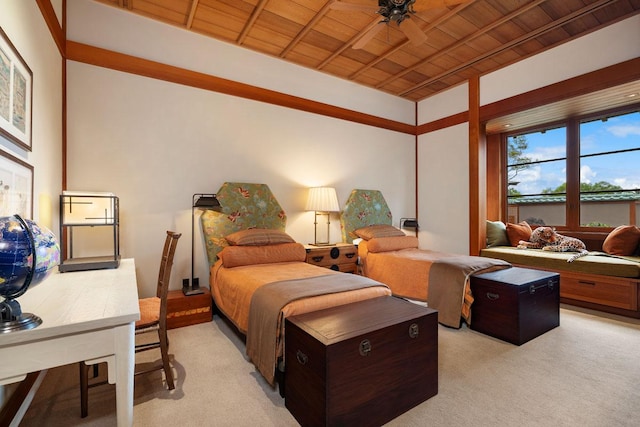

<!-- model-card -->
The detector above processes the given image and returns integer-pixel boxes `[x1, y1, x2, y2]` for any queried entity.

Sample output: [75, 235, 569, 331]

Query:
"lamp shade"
[193, 194, 221, 210]
[61, 191, 117, 225]
[305, 187, 339, 212]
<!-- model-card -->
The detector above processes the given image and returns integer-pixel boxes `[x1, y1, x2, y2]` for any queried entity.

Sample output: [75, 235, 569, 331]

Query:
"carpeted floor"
[18, 304, 640, 426]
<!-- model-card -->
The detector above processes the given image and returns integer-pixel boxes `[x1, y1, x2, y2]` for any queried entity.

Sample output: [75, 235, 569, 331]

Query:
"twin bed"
[201, 183, 390, 386]
[340, 189, 510, 327]
[202, 183, 509, 387]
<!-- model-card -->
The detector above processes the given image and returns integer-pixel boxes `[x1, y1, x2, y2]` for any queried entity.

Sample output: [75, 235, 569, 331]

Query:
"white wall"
[66, 2, 416, 296]
[0, 1, 63, 232]
[417, 124, 469, 254]
[0, 0, 63, 407]
[416, 15, 640, 253]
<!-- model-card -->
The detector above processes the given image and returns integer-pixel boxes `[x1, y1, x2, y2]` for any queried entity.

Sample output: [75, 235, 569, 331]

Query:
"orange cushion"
[225, 228, 295, 246]
[366, 236, 419, 253]
[136, 297, 160, 328]
[354, 224, 405, 240]
[603, 225, 640, 256]
[219, 242, 306, 268]
[506, 221, 532, 246]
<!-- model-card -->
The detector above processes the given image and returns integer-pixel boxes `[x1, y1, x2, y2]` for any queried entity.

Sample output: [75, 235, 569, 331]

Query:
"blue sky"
[509, 111, 640, 195]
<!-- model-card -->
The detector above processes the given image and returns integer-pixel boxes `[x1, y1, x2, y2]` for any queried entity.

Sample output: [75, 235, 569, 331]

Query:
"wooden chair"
[79, 230, 181, 418]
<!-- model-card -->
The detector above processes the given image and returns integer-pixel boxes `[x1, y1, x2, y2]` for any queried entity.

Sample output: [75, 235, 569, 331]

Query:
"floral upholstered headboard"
[340, 189, 392, 243]
[200, 182, 286, 266]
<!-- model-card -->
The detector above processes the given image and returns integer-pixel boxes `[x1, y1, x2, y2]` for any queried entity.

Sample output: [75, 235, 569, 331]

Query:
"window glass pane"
[506, 127, 566, 227]
[579, 111, 640, 227]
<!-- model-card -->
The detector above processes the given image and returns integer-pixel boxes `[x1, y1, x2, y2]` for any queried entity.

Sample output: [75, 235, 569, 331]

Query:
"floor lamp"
[306, 187, 340, 246]
[184, 193, 221, 296]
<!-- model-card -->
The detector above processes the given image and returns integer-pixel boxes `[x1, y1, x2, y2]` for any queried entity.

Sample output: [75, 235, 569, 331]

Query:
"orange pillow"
[354, 224, 405, 240]
[219, 243, 306, 268]
[506, 221, 532, 246]
[602, 225, 640, 256]
[366, 236, 419, 253]
[225, 228, 294, 246]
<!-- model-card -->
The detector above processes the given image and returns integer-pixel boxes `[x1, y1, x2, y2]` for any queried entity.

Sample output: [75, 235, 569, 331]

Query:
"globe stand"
[0, 298, 42, 334]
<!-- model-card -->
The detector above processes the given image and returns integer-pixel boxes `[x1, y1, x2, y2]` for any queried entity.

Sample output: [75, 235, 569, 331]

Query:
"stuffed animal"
[518, 226, 588, 263]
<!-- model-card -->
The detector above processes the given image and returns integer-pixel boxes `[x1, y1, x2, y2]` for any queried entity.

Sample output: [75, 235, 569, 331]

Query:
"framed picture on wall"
[0, 27, 33, 151]
[0, 149, 33, 219]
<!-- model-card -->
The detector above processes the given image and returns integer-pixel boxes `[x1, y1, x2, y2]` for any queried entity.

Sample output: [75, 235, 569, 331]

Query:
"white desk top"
[0, 258, 140, 347]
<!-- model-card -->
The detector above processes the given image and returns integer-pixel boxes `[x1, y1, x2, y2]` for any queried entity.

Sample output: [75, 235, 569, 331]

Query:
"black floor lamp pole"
[184, 193, 221, 296]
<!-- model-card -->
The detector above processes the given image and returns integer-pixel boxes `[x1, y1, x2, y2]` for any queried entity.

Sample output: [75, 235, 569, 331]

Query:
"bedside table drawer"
[304, 244, 358, 272]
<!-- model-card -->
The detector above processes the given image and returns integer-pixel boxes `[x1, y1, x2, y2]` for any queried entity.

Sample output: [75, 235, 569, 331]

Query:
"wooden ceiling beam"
[281, 0, 336, 58]
[317, 17, 382, 69]
[186, 0, 200, 29]
[237, 0, 269, 45]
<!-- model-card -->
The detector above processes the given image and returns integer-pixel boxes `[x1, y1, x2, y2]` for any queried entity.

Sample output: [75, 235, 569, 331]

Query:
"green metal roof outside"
[508, 192, 640, 204]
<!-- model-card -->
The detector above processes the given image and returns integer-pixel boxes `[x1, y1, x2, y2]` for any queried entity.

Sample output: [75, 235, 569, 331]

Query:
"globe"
[0, 215, 60, 333]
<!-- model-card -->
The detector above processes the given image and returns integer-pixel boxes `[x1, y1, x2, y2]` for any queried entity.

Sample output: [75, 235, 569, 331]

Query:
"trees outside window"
[505, 108, 640, 230]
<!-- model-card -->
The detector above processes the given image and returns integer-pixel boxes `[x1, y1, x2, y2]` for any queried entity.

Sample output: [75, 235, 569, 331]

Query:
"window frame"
[500, 103, 640, 233]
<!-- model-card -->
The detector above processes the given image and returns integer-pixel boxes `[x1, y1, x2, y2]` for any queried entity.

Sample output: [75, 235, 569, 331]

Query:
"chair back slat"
[157, 231, 181, 328]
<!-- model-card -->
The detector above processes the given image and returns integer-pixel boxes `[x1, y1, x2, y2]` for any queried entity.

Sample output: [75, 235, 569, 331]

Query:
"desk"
[0, 258, 139, 426]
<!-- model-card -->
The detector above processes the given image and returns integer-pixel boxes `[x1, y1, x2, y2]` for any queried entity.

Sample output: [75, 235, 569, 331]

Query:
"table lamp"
[306, 187, 340, 246]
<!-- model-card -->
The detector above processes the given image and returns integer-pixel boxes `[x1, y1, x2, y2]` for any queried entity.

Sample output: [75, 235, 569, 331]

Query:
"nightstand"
[304, 243, 358, 273]
[166, 288, 213, 329]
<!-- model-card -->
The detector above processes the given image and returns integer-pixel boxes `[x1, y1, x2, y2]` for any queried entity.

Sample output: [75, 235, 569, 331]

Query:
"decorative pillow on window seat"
[603, 225, 640, 256]
[506, 221, 532, 246]
[486, 220, 510, 247]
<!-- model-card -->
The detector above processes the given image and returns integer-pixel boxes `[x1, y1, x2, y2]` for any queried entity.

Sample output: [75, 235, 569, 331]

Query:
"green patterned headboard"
[200, 182, 286, 266]
[340, 189, 392, 243]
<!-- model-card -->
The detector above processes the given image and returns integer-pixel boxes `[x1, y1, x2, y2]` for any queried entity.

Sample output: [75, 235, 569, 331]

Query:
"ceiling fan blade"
[353, 22, 387, 50]
[329, 1, 379, 13]
[399, 17, 428, 46]
[412, 0, 468, 13]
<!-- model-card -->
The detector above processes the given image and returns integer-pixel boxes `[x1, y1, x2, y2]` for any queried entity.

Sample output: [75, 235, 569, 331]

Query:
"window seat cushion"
[480, 246, 640, 278]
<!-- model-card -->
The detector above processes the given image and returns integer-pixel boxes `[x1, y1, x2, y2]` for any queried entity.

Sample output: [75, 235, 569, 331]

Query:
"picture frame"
[0, 149, 33, 219]
[0, 27, 33, 151]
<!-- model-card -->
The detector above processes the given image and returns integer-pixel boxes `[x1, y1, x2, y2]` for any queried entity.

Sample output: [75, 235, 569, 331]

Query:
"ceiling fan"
[330, 0, 466, 49]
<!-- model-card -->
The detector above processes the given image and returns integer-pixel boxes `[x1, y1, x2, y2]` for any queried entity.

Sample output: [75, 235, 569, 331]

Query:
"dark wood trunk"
[471, 267, 560, 345]
[285, 296, 438, 427]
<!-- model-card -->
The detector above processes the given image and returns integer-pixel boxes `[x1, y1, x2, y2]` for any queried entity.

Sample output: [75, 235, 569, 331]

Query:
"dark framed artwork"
[0, 149, 33, 219]
[0, 27, 33, 151]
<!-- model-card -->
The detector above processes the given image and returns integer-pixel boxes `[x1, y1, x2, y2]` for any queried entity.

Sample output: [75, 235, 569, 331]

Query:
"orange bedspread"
[359, 243, 461, 301]
[210, 260, 391, 385]
[358, 241, 510, 327]
[211, 260, 390, 333]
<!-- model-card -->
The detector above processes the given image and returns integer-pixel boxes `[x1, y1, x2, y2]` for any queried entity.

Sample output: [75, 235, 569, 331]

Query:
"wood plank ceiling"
[95, 0, 639, 104]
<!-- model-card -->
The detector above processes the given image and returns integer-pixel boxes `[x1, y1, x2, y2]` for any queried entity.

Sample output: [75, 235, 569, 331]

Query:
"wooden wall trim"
[417, 111, 468, 135]
[468, 76, 484, 256]
[485, 133, 503, 221]
[65, 41, 416, 135]
[479, 57, 640, 122]
[36, 0, 64, 56]
[417, 58, 640, 136]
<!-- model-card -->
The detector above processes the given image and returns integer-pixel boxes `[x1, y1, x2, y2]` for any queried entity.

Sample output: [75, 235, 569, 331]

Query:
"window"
[506, 126, 567, 227]
[579, 111, 640, 227]
[505, 108, 640, 230]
